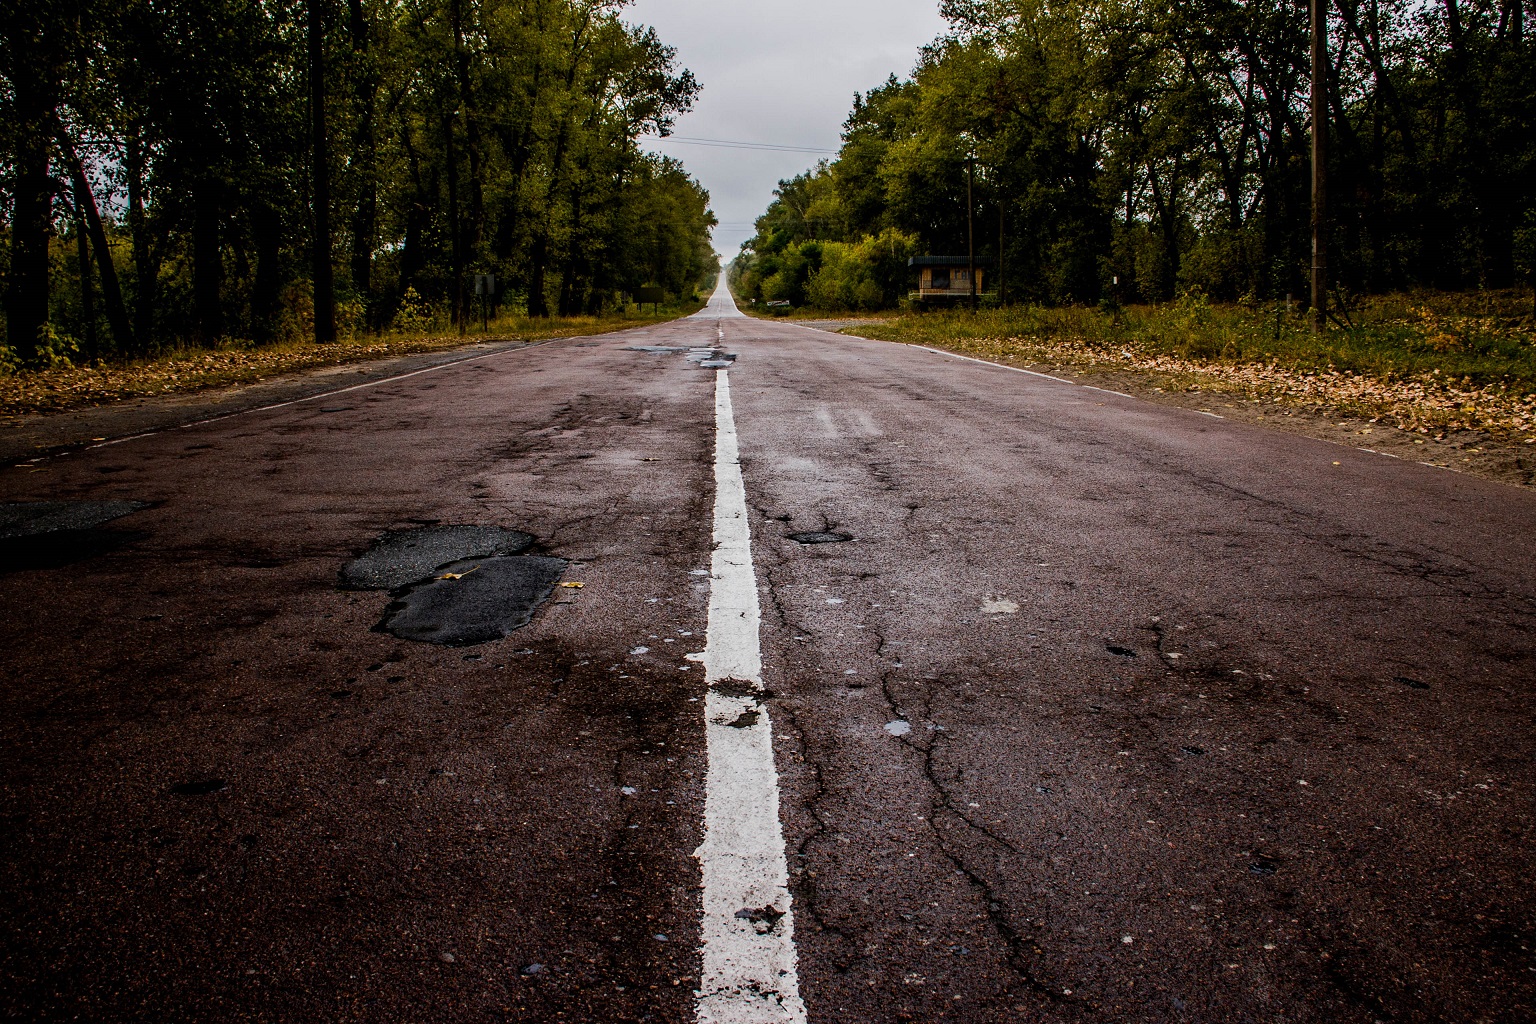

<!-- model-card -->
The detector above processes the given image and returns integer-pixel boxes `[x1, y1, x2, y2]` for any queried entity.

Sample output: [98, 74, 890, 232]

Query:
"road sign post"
[634, 286, 665, 314]
[474, 274, 495, 331]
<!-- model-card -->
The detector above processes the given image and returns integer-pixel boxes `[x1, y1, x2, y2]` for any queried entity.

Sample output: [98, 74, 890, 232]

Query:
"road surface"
[2, 284, 1533, 1023]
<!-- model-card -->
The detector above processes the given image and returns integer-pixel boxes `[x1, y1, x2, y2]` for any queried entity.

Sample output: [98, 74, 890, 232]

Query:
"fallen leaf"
[558, 581, 585, 589]
[438, 565, 480, 580]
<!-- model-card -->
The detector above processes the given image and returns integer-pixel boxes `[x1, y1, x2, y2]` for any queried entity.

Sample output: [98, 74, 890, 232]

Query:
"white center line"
[695, 369, 806, 1024]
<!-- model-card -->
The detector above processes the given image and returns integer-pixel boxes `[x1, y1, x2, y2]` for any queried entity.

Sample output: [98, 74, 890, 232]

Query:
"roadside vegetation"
[731, 0, 1536, 312]
[848, 289, 1536, 442]
[727, 0, 1536, 472]
[1, 0, 719, 377]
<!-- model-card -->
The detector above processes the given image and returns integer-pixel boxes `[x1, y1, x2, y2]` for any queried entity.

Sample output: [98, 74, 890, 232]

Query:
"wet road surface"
[2, 285, 1533, 1022]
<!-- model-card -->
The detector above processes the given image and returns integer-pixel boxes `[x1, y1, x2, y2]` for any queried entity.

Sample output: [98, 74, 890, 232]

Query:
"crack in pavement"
[874, 668, 1065, 1003]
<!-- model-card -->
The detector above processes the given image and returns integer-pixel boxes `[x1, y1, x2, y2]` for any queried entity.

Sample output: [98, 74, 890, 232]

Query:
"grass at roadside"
[0, 303, 704, 417]
[847, 290, 1536, 441]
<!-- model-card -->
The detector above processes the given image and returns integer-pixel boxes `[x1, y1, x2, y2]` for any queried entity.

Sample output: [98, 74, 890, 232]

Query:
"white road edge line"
[695, 368, 806, 1024]
[15, 337, 566, 468]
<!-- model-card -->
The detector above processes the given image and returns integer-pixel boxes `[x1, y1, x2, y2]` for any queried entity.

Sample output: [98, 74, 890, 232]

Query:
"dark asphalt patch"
[1106, 642, 1138, 657]
[787, 531, 853, 545]
[0, 500, 148, 538]
[376, 555, 567, 646]
[339, 525, 535, 590]
[624, 346, 688, 354]
[1397, 675, 1431, 690]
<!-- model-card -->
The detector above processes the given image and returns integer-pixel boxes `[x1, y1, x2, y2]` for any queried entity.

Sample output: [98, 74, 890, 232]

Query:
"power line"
[648, 135, 837, 155]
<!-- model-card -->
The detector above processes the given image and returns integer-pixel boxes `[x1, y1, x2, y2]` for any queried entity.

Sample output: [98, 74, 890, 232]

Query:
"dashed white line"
[695, 368, 806, 1024]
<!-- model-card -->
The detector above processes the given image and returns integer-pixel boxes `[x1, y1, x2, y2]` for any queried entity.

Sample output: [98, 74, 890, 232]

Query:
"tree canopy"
[733, 0, 1536, 310]
[1, 0, 719, 364]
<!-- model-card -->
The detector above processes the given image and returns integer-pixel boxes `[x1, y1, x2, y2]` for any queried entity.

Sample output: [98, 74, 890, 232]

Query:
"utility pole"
[1311, 0, 1327, 334]
[998, 198, 1006, 307]
[310, 0, 337, 343]
[967, 155, 977, 312]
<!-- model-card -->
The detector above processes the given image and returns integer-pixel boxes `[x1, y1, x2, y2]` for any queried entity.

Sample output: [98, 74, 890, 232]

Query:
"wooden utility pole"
[449, 0, 468, 335]
[310, 0, 337, 344]
[1311, 0, 1327, 334]
[967, 156, 977, 311]
[998, 198, 1006, 306]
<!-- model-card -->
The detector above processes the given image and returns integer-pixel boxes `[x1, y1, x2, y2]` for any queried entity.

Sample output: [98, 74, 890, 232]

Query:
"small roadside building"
[909, 255, 989, 303]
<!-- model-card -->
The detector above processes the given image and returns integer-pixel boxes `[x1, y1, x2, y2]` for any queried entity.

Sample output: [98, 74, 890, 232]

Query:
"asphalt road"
[2, 285, 1533, 1023]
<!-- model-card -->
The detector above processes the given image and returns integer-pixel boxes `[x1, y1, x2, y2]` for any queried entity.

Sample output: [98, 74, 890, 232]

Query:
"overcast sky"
[625, 0, 950, 261]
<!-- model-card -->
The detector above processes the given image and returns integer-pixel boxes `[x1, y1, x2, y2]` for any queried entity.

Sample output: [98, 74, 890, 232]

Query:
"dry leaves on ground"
[939, 335, 1536, 441]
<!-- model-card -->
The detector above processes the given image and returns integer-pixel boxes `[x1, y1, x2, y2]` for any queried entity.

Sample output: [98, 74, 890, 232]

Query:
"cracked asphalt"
[2, 299, 1534, 1023]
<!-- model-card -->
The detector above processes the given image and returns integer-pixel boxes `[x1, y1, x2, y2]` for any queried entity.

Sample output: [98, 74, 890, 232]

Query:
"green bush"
[391, 287, 440, 334]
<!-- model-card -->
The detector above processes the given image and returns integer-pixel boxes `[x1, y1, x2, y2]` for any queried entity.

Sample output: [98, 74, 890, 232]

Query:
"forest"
[731, 0, 1536, 313]
[0, 0, 719, 368]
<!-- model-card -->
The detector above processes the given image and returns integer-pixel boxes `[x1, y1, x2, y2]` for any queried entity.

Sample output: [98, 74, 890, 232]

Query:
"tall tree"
[311, 0, 337, 343]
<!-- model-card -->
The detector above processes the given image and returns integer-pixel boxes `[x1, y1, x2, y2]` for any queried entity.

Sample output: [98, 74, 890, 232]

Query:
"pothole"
[376, 555, 568, 646]
[788, 531, 852, 545]
[1, 500, 150, 572]
[624, 346, 737, 368]
[339, 525, 534, 590]
[690, 349, 737, 369]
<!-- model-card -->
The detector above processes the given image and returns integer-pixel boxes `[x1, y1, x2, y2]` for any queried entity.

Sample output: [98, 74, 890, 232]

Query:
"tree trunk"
[193, 181, 224, 343]
[126, 127, 156, 353]
[251, 204, 283, 343]
[528, 235, 549, 317]
[73, 182, 97, 362]
[2, 3, 66, 362]
[6, 135, 53, 362]
[348, 0, 377, 326]
[450, 0, 484, 253]
[1311, 0, 1328, 332]
[443, 106, 465, 333]
[59, 133, 135, 354]
[310, 0, 337, 343]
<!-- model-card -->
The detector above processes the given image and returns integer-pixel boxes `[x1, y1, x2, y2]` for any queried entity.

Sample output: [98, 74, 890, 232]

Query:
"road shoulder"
[0, 339, 538, 465]
[802, 323, 1536, 490]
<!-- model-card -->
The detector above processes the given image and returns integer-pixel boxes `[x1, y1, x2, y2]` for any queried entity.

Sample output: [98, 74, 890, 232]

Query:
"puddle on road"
[339, 525, 534, 590]
[376, 555, 568, 646]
